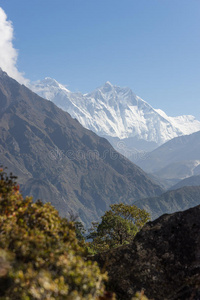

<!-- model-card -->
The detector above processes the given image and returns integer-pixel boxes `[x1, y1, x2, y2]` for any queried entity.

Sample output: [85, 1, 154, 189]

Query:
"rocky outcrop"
[95, 205, 200, 300]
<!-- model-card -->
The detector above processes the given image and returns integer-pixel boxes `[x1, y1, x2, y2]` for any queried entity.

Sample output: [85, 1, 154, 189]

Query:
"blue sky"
[0, 0, 200, 119]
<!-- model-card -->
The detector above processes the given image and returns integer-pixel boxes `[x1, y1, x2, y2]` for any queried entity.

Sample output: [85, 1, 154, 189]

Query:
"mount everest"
[31, 79, 200, 155]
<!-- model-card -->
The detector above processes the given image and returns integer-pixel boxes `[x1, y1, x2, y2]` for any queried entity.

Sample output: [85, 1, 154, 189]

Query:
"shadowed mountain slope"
[0, 70, 163, 225]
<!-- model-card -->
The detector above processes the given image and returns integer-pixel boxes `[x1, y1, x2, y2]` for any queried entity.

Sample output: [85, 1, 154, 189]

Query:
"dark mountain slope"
[134, 186, 200, 220]
[94, 205, 200, 300]
[0, 70, 163, 225]
[170, 174, 200, 191]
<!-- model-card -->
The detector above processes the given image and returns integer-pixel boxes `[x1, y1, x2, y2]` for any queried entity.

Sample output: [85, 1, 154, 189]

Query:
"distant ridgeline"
[137, 130, 200, 189]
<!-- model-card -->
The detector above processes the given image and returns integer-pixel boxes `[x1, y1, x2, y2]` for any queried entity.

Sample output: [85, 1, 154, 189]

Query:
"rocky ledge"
[94, 205, 200, 300]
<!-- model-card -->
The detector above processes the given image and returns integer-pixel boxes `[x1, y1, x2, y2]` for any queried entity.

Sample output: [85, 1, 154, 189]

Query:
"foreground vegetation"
[0, 169, 108, 299]
[0, 168, 149, 299]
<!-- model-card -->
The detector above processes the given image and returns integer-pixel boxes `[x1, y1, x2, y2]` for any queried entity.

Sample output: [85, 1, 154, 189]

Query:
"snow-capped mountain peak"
[30, 79, 200, 148]
[104, 80, 113, 87]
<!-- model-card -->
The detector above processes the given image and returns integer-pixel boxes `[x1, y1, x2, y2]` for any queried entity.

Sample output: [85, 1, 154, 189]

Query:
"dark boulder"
[95, 205, 200, 300]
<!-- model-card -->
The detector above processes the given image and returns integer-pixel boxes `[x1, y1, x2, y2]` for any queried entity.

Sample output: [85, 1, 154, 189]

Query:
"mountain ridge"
[134, 186, 200, 220]
[169, 174, 200, 191]
[137, 130, 200, 177]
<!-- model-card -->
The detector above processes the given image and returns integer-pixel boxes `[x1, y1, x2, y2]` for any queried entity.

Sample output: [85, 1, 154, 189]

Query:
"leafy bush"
[88, 203, 150, 253]
[0, 168, 108, 299]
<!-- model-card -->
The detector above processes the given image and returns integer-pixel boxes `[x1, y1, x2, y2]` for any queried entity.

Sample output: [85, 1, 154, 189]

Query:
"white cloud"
[0, 7, 28, 84]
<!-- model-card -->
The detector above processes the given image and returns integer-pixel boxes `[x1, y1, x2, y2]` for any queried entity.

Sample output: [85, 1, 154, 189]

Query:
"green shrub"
[0, 169, 108, 299]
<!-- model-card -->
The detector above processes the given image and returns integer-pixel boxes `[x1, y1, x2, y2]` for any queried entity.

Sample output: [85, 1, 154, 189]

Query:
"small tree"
[88, 203, 150, 253]
[74, 221, 86, 241]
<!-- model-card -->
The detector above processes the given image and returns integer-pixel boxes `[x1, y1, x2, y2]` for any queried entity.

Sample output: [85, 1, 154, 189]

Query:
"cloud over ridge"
[0, 7, 28, 84]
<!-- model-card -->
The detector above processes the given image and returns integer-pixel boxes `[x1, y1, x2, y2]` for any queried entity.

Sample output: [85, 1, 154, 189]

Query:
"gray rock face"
[95, 205, 200, 300]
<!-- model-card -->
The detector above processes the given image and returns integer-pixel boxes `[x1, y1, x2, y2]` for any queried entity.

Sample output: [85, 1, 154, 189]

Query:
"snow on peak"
[30, 79, 200, 145]
[155, 108, 168, 119]
[105, 81, 113, 86]
[97, 81, 114, 93]
[40, 77, 59, 86]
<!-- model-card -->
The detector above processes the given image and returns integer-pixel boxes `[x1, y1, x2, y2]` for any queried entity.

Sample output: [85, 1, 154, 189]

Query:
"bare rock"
[95, 205, 200, 300]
